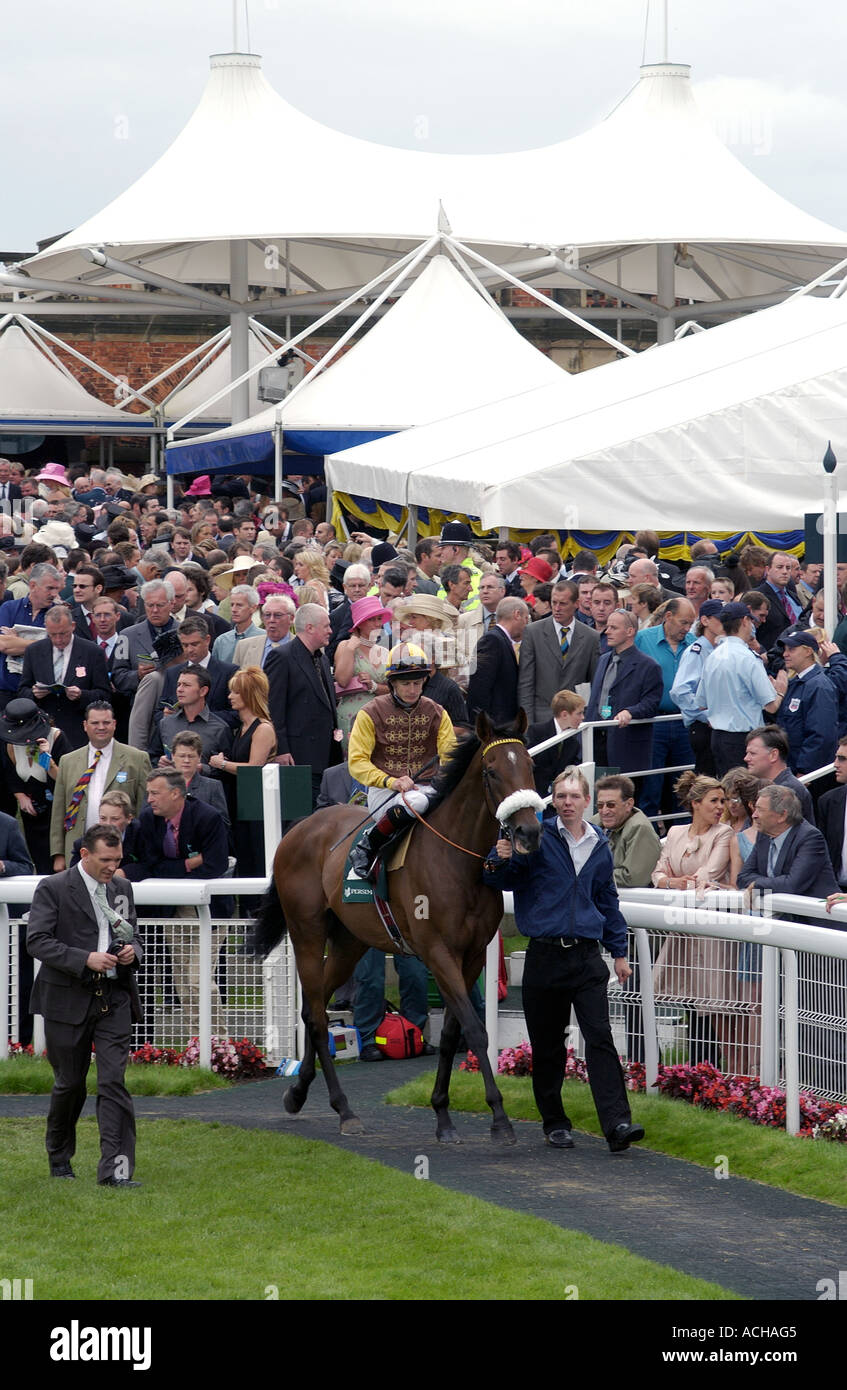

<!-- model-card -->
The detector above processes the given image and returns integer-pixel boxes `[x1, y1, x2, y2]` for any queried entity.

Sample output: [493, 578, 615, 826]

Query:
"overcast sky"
[3, 0, 847, 251]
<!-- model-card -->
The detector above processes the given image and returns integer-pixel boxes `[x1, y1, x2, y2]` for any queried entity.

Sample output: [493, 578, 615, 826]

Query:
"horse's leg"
[292, 923, 367, 1135]
[430, 1007, 463, 1144]
[426, 944, 515, 1146]
[282, 941, 322, 1115]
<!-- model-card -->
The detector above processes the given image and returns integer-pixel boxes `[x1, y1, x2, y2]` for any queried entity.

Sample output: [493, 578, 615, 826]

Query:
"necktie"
[99, 638, 108, 652]
[94, 881, 123, 929]
[88, 615, 97, 640]
[163, 819, 179, 858]
[560, 625, 570, 658]
[767, 839, 778, 876]
[63, 749, 102, 830]
[779, 590, 794, 620]
[53, 647, 64, 683]
[486, 613, 496, 632]
[598, 653, 620, 713]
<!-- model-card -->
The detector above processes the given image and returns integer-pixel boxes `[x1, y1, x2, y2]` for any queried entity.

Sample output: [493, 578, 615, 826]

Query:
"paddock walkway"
[4, 1056, 844, 1301]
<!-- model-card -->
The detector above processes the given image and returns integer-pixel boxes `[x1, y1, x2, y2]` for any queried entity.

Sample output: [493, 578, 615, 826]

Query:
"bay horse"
[251, 711, 543, 1143]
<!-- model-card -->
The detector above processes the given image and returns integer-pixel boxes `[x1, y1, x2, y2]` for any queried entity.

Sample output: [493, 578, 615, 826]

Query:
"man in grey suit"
[27, 825, 142, 1185]
[518, 580, 600, 723]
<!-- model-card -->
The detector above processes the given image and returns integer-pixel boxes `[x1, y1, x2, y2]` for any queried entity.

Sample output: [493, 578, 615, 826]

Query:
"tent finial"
[437, 202, 453, 236]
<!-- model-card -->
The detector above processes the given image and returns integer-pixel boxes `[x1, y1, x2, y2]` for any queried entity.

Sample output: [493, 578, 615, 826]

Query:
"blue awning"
[166, 426, 394, 475]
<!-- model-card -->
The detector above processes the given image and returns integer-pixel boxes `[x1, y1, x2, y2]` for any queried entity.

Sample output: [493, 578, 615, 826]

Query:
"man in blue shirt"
[634, 597, 695, 819]
[0, 562, 63, 706]
[695, 603, 787, 777]
[484, 767, 644, 1154]
[669, 599, 725, 775]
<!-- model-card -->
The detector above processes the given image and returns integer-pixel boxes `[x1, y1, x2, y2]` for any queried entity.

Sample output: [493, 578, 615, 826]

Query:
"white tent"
[161, 330, 273, 429]
[165, 253, 565, 473]
[0, 321, 153, 436]
[326, 292, 847, 532]
[12, 57, 847, 325]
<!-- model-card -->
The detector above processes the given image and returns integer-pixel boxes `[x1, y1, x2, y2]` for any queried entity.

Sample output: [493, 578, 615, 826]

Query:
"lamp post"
[823, 441, 838, 639]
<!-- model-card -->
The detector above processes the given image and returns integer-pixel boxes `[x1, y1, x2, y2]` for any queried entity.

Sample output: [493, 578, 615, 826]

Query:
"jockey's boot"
[350, 804, 417, 882]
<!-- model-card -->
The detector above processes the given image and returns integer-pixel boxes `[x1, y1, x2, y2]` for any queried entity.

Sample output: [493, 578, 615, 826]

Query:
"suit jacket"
[466, 625, 520, 725]
[754, 580, 802, 654]
[159, 655, 239, 720]
[27, 867, 141, 1025]
[525, 717, 581, 796]
[517, 616, 600, 723]
[111, 618, 176, 695]
[71, 818, 142, 871]
[265, 635, 341, 776]
[328, 599, 353, 660]
[817, 784, 847, 881]
[737, 819, 839, 898]
[50, 741, 153, 862]
[127, 797, 230, 881]
[233, 631, 292, 670]
[0, 809, 35, 875]
[19, 635, 111, 750]
[585, 644, 663, 774]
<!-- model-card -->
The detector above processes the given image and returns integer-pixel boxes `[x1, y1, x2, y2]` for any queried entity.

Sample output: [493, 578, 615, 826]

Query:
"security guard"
[435, 520, 482, 610]
[779, 631, 837, 776]
[669, 599, 725, 775]
[695, 602, 787, 777]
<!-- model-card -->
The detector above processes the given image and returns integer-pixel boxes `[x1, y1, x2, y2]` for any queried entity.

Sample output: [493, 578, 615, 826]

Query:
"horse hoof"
[283, 1087, 305, 1115]
[340, 1115, 365, 1136]
[490, 1125, 517, 1147]
[436, 1127, 461, 1145]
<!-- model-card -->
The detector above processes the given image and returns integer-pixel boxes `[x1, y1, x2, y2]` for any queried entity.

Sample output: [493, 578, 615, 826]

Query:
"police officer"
[779, 631, 837, 776]
[695, 602, 787, 777]
[670, 599, 725, 775]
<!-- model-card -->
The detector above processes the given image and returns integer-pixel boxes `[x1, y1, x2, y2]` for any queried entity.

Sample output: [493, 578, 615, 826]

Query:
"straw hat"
[392, 594, 458, 631]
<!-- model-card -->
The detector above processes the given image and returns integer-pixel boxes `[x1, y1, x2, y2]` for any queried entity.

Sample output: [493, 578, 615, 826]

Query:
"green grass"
[0, 1057, 229, 1096]
[0, 1117, 737, 1301]
[387, 1073, 847, 1208]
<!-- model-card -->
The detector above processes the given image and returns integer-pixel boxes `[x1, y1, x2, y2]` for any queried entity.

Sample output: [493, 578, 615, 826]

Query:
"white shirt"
[84, 740, 114, 830]
[557, 817, 599, 875]
[51, 643, 71, 683]
[553, 617, 576, 647]
[78, 862, 116, 976]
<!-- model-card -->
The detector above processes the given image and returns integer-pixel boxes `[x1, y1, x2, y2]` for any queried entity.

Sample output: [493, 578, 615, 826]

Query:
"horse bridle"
[480, 738, 545, 852]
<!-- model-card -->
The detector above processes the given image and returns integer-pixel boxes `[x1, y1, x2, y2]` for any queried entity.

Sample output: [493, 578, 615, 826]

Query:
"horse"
[251, 711, 543, 1144]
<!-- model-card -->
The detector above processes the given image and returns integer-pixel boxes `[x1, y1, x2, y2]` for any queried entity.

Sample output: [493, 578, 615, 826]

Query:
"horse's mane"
[429, 720, 521, 810]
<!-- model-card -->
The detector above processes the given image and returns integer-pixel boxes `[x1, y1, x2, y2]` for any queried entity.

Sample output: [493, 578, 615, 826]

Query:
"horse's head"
[477, 711, 543, 855]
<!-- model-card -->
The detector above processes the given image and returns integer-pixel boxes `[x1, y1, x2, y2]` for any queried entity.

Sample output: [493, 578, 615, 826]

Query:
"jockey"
[348, 642, 456, 881]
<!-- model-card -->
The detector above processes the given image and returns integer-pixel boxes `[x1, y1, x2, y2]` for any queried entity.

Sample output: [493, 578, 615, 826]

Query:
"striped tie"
[560, 626, 570, 657]
[63, 749, 102, 831]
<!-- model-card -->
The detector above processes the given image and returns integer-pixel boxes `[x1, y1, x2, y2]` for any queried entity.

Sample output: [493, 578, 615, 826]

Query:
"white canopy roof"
[167, 253, 564, 466]
[23, 56, 847, 304]
[326, 293, 847, 532]
[0, 324, 152, 434]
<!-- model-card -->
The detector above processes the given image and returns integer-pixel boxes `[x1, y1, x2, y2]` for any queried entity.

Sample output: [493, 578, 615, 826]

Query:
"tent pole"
[166, 474, 175, 510]
[656, 243, 675, 345]
[98, 438, 105, 469]
[107, 439, 114, 468]
[325, 475, 334, 536]
[274, 421, 283, 501]
[230, 240, 250, 424]
[407, 505, 418, 548]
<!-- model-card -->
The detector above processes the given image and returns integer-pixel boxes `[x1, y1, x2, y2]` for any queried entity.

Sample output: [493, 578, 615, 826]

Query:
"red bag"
[374, 1005, 425, 1058]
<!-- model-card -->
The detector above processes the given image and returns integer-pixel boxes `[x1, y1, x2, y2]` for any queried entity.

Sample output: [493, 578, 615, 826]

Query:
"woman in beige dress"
[652, 772, 734, 1068]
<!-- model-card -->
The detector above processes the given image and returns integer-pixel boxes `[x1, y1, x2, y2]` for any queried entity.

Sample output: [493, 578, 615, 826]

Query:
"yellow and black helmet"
[385, 642, 430, 680]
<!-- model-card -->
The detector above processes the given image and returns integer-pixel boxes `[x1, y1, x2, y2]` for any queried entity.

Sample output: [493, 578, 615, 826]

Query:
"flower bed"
[131, 1037, 267, 1079]
[461, 1044, 847, 1143]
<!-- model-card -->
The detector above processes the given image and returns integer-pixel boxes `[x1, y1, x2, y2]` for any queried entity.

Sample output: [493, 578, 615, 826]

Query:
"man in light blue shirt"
[695, 603, 787, 776]
[634, 598, 695, 819]
[670, 599, 725, 775]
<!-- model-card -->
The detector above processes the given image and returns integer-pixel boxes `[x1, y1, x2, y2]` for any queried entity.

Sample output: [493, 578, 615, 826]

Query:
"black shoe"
[349, 845, 376, 881]
[98, 1177, 142, 1188]
[419, 1041, 437, 1057]
[359, 1043, 384, 1062]
[545, 1129, 575, 1149]
[50, 1162, 75, 1179]
[607, 1122, 645, 1153]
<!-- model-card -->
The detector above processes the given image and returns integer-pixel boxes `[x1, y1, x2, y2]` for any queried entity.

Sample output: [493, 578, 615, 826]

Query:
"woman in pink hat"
[36, 462, 71, 498]
[332, 595, 392, 751]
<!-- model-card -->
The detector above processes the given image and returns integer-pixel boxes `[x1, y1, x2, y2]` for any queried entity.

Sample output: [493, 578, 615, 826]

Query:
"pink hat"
[257, 580, 296, 606]
[36, 462, 70, 486]
[350, 596, 391, 630]
[184, 474, 212, 497]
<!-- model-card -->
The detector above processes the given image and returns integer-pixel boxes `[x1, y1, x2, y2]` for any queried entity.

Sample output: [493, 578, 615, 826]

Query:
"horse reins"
[400, 737, 530, 859]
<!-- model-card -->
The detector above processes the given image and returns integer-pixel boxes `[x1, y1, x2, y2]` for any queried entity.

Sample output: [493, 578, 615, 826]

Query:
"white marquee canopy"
[0, 322, 153, 435]
[326, 292, 847, 532]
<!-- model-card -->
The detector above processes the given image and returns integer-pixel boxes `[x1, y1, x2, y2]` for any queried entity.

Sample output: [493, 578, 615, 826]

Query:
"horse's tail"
[247, 877, 288, 957]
